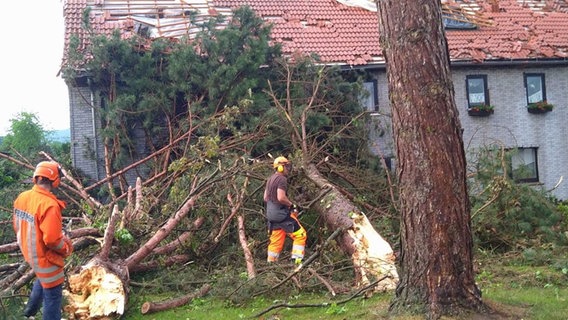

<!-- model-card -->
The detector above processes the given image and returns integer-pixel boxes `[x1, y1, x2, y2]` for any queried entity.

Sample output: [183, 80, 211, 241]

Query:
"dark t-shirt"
[265, 173, 289, 222]
[265, 173, 287, 203]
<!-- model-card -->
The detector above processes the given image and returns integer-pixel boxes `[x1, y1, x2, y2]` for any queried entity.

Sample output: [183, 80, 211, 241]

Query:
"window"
[360, 80, 378, 113]
[509, 147, 539, 183]
[524, 73, 546, 104]
[474, 147, 539, 184]
[466, 75, 489, 107]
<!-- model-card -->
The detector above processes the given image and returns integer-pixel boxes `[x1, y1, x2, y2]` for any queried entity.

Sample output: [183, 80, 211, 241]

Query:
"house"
[62, 0, 568, 199]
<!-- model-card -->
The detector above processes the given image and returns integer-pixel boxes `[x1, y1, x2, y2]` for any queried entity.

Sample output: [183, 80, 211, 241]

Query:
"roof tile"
[63, 0, 568, 66]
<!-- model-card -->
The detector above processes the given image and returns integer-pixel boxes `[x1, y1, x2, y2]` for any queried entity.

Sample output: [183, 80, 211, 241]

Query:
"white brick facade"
[369, 63, 568, 200]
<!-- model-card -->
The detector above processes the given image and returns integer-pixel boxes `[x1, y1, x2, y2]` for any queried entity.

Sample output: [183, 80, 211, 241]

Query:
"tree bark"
[237, 215, 256, 279]
[376, 0, 483, 317]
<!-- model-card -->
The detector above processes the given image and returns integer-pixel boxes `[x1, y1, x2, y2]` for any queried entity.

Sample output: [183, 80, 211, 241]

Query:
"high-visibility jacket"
[13, 185, 72, 289]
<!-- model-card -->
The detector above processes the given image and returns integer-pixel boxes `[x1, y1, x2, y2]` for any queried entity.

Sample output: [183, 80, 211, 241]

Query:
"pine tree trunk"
[376, 0, 484, 317]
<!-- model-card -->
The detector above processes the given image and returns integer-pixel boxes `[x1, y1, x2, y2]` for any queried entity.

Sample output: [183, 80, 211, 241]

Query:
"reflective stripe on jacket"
[13, 185, 69, 289]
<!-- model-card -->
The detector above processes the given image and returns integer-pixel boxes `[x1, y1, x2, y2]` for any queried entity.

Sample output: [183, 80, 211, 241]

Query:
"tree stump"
[63, 258, 128, 320]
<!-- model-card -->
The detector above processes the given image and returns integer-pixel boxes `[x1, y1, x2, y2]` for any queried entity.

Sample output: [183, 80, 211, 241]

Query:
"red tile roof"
[63, 0, 568, 67]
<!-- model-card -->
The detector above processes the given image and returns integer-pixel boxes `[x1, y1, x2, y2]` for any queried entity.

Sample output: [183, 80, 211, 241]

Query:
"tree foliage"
[468, 146, 567, 251]
[1, 112, 47, 160]
[64, 6, 281, 178]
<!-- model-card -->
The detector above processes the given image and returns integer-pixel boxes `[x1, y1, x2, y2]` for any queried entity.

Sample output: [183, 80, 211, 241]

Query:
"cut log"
[141, 284, 211, 314]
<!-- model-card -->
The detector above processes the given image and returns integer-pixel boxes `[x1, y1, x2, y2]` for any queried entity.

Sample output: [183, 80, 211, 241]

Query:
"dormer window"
[443, 14, 478, 29]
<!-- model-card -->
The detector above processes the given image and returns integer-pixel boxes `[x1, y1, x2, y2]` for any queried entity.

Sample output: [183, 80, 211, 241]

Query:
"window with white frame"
[509, 147, 539, 183]
[524, 73, 546, 105]
[360, 80, 378, 113]
[466, 75, 489, 107]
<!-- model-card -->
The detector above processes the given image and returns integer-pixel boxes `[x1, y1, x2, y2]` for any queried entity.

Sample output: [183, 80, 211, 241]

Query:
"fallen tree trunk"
[305, 163, 399, 291]
[140, 283, 211, 314]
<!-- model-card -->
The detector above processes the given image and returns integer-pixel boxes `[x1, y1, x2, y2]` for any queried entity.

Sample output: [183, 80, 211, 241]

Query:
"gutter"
[339, 57, 568, 71]
[87, 77, 100, 180]
[450, 58, 568, 68]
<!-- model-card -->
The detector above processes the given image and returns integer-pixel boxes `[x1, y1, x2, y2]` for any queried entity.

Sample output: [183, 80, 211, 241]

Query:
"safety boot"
[292, 258, 303, 272]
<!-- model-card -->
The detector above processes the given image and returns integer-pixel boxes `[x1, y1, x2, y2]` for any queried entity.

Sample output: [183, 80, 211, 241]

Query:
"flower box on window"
[527, 101, 553, 114]
[467, 104, 494, 117]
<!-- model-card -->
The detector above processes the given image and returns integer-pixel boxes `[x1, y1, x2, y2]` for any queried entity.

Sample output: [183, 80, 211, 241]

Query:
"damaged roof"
[63, 0, 568, 66]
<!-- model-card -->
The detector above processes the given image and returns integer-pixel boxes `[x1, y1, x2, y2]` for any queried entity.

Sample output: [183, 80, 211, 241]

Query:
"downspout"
[87, 78, 100, 179]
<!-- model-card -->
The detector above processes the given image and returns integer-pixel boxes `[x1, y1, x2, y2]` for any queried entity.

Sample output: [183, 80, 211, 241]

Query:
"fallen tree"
[2, 20, 399, 317]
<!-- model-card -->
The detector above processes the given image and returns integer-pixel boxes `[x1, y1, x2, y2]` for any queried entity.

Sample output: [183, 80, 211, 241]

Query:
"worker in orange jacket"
[264, 156, 307, 267]
[13, 161, 73, 320]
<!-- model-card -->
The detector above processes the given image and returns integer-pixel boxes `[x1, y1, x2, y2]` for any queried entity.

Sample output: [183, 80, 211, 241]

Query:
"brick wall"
[69, 85, 104, 181]
[69, 85, 149, 186]
[455, 65, 568, 200]
[69, 64, 568, 199]
[368, 64, 568, 200]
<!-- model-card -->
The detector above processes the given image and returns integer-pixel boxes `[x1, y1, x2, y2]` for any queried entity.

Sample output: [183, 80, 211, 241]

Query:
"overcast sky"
[1, 1, 69, 136]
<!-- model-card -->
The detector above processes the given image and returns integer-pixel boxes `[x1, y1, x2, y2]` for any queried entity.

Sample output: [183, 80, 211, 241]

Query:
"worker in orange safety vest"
[264, 156, 307, 268]
[13, 161, 73, 320]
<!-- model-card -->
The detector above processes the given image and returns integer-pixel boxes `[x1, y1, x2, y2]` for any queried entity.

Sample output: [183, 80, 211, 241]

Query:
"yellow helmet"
[33, 161, 62, 188]
[273, 156, 290, 173]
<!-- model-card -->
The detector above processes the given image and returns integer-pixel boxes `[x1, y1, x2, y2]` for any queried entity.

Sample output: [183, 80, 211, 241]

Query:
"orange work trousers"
[267, 213, 307, 262]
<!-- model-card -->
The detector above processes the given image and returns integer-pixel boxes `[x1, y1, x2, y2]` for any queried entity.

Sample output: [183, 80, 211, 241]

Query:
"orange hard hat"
[33, 161, 62, 188]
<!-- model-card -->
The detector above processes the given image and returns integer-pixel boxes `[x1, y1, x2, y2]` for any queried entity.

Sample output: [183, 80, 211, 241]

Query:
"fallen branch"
[0, 243, 19, 254]
[0, 265, 33, 295]
[222, 176, 256, 279]
[124, 167, 220, 270]
[307, 267, 336, 296]
[140, 284, 211, 315]
[99, 205, 121, 261]
[0, 263, 20, 273]
[0, 227, 100, 254]
[124, 195, 198, 270]
[128, 254, 192, 274]
[151, 217, 205, 256]
[252, 276, 389, 318]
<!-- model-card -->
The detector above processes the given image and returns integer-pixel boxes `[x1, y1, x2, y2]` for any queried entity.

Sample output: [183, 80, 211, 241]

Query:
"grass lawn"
[120, 262, 568, 320]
